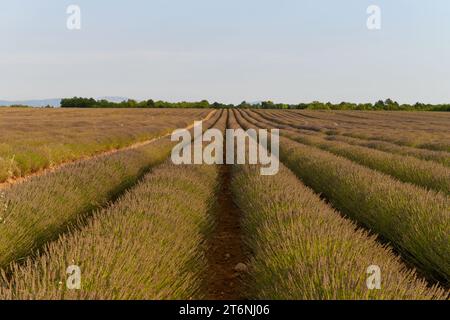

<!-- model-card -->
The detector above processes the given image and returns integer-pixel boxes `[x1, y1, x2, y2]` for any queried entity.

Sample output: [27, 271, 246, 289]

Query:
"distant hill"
[0, 98, 62, 107]
[0, 97, 128, 107]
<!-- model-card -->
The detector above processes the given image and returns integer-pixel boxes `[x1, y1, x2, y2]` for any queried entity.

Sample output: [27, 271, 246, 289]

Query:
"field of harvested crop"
[0, 108, 448, 300]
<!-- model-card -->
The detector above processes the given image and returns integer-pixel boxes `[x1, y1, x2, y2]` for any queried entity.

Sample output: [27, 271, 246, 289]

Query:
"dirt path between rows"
[0, 110, 216, 190]
[205, 112, 248, 300]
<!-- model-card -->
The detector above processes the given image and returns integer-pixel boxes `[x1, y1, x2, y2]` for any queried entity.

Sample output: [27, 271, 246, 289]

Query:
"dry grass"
[0, 108, 211, 182]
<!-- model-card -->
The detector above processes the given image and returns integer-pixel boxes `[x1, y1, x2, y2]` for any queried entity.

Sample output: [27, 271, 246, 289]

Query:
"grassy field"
[0, 108, 211, 182]
[0, 108, 448, 300]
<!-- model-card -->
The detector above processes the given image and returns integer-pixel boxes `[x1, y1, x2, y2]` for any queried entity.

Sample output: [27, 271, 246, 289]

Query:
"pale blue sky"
[1, 0, 449, 104]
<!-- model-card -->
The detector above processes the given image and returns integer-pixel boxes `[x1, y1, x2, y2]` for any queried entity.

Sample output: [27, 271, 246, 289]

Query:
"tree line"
[54, 97, 450, 112]
[60, 98, 212, 109]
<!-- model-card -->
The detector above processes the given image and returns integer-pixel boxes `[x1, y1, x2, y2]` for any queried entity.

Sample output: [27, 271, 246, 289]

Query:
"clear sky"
[1, 0, 450, 104]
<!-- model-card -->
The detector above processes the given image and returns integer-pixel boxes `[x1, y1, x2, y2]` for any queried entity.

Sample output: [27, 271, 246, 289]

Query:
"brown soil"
[205, 116, 247, 300]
